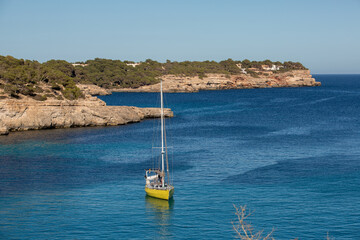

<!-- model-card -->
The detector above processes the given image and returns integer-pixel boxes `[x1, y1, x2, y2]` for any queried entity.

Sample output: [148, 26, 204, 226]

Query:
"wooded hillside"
[0, 55, 307, 100]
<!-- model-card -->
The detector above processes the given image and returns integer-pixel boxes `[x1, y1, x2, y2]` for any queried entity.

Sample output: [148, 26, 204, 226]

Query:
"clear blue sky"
[0, 0, 359, 73]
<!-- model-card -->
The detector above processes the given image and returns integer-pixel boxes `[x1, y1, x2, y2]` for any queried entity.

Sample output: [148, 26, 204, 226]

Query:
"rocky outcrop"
[113, 70, 320, 93]
[77, 84, 111, 96]
[0, 69, 319, 136]
[0, 96, 173, 135]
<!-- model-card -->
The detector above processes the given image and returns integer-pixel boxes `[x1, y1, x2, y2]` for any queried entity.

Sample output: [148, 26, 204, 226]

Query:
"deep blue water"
[1, 74, 360, 239]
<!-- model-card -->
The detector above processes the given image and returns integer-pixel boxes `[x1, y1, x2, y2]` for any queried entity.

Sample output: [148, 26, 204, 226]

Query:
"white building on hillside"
[262, 64, 282, 71]
[236, 63, 247, 74]
[126, 63, 141, 67]
[72, 63, 88, 67]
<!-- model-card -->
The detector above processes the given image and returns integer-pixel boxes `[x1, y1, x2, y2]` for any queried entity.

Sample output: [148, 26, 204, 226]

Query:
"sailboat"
[145, 79, 174, 200]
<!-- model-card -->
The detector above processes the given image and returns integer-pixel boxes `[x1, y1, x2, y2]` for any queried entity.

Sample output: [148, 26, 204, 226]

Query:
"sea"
[0, 74, 359, 239]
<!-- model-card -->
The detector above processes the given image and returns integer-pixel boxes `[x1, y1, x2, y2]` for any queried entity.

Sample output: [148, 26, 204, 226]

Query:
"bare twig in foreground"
[232, 205, 335, 240]
[232, 205, 275, 240]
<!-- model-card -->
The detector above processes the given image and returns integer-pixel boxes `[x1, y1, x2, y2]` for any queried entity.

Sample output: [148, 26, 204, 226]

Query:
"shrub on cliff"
[274, 61, 307, 73]
[51, 83, 62, 90]
[19, 85, 37, 96]
[3, 84, 20, 98]
[283, 61, 307, 70]
[247, 70, 260, 78]
[62, 86, 83, 100]
[61, 79, 83, 100]
[219, 59, 242, 74]
[33, 94, 47, 101]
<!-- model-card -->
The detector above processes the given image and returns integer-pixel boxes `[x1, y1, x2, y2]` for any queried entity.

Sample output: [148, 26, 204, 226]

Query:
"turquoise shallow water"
[1, 75, 360, 239]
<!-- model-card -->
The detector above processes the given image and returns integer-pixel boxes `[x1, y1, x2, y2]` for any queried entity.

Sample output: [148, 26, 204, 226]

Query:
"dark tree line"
[0, 56, 82, 100]
[0, 55, 307, 100]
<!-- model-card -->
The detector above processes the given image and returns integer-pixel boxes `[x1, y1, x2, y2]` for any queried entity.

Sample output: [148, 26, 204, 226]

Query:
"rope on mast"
[160, 78, 165, 187]
[164, 119, 170, 185]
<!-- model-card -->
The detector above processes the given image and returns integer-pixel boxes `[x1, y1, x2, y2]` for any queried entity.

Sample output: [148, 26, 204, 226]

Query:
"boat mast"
[160, 79, 165, 187]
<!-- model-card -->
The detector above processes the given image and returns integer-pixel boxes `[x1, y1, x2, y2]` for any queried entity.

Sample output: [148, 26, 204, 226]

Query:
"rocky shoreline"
[0, 70, 320, 136]
[0, 96, 173, 135]
[112, 70, 320, 93]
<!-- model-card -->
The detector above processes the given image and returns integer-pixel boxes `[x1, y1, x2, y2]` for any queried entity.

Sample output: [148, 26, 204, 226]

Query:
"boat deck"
[146, 184, 174, 190]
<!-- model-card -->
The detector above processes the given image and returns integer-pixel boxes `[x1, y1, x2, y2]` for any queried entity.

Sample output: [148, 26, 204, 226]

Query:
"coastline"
[0, 70, 319, 136]
[111, 70, 320, 93]
[0, 96, 173, 136]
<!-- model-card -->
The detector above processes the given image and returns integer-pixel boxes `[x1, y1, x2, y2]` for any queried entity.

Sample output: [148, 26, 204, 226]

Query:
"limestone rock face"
[77, 84, 111, 96]
[0, 69, 319, 136]
[113, 70, 320, 93]
[0, 96, 173, 135]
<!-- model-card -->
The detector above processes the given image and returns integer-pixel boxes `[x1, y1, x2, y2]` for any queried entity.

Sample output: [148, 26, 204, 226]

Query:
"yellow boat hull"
[145, 186, 174, 200]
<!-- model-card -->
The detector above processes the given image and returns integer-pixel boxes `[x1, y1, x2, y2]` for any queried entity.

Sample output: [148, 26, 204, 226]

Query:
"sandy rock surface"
[0, 96, 172, 135]
[113, 70, 320, 93]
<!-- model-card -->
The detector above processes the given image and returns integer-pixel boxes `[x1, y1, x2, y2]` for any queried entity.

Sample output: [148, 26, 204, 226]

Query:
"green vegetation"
[0, 55, 83, 100]
[0, 55, 308, 100]
[75, 58, 162, 88]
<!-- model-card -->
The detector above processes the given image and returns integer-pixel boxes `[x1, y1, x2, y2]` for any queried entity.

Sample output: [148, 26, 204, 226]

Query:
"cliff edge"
[113, 70, 320, 93]
[0, 96, 173, 135]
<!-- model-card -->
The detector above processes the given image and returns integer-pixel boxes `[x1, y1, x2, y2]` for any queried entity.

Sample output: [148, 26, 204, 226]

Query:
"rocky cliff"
[77, 84, 112, 96]
[113, 70, 320, 93]
[0, 69, 319, 135]
[0, 96, 173, 135]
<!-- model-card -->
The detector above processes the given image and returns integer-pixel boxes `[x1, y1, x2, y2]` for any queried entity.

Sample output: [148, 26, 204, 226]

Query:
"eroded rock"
[0, 96, 172, 135]
[113, 70, 320, 93]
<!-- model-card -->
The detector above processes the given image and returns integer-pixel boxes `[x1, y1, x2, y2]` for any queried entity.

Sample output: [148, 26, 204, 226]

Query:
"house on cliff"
[261, 64, 282, 71]
[236, 63, 247, 74]
[126, 63, 141, 67]
[72, 63, 88, 67]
